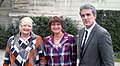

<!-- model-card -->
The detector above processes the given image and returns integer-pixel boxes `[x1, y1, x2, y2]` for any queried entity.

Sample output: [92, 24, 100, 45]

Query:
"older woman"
[3, 17, 46, 66]
[45, 16, 77, 66]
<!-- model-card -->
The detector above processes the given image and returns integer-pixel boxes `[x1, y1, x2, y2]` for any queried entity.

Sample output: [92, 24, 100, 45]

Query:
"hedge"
[96, 10, 120, 53]
[0, 16, 78, 49]
[0, 10, 120, 54]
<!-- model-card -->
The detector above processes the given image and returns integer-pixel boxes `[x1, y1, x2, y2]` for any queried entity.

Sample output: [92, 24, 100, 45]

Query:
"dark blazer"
[78, 23, 114, 66]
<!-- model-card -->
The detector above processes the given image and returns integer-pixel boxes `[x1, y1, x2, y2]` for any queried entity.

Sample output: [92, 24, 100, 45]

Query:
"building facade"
[0, 0, 120, 27]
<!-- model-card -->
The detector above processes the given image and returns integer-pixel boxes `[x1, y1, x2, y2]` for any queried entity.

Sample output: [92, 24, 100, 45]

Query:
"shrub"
[0, 24, 14, 49]
[0, 16, 78, 49]
[96, 10, 120, 53]
[32, 16, 78, 40]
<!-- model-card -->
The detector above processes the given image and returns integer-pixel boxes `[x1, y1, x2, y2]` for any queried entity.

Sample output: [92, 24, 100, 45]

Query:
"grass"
[114, 51, 120, 62]
[114, 58, 120, 62]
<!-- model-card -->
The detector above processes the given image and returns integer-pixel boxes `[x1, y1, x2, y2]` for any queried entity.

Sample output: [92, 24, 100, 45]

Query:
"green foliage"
[32, 16, 51, 40]
[114, 51, 120, 62]
[32, 16, 78, 40]
[114, 58, 120, 62]
[63, 17, 78, 38]
[0, 16, 78, 49]
[96, 10, 120, 53]
[0, 25, 6, 48]
[0, 24, 15, 49]
[115, 51, 120, 59]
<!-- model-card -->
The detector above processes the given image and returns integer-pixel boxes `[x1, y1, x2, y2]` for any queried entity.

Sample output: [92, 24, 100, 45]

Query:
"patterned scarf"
[11, 32, 37, 66]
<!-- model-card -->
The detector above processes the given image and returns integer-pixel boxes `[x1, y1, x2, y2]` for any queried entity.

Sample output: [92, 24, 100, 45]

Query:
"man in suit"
[78, 3, 114, 66]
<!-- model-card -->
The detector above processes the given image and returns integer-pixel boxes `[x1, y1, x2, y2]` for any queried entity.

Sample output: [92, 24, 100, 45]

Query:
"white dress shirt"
[81, 22, 96, 46]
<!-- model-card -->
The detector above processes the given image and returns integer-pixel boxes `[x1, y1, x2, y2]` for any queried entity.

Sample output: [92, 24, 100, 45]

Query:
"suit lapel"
[82, 24, 97, 58]
[78, 28, 84, 60]
[79, 29, 85, 47]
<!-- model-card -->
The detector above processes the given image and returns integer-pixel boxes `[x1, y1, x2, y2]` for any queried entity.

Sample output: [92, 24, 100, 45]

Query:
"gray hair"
[20, 17, 33, 24]
[80, 3, 96, 15]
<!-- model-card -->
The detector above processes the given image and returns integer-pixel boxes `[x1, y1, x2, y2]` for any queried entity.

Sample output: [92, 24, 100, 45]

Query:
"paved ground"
[0, 49, 5, 66]
[0, 49, 120, 66]
[115, 62, 120, 66]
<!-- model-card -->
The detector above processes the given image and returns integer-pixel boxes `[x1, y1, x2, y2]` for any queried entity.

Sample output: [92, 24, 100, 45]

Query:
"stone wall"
[0, 0, 120, 27]
[0, 0, 12, 25]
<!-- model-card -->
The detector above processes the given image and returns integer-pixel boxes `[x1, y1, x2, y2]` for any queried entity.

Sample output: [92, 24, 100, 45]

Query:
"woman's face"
[50, 22, 62, 34]
[19, 21, 32, 35]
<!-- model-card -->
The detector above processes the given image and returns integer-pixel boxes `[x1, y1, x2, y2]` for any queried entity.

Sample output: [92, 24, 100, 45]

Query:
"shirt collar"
[85, 21, 96, 33]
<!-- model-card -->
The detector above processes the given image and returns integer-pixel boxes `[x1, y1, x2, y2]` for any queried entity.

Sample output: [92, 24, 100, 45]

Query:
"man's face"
[80, 9, 96, 28]
[19, 20, 32, 35]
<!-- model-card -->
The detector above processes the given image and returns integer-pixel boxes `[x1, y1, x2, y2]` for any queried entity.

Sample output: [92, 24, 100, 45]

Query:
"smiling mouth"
[23, 29, 30, 31]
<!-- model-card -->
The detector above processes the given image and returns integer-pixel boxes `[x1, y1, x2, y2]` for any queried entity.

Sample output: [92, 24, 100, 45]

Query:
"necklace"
[54, 33, 63, 40]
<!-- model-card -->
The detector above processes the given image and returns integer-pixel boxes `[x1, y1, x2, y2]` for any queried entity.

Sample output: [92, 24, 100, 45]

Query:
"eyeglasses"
[81, 13, 91, 17]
